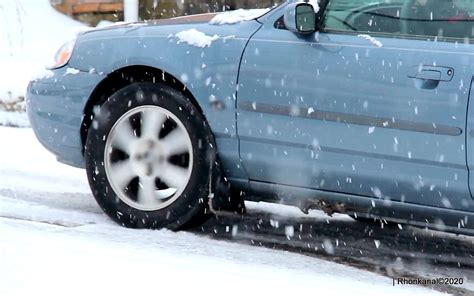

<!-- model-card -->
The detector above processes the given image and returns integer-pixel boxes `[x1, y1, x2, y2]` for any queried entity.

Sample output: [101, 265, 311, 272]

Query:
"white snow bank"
[0, 111, 29, 128]
[174, 29, 219, 48]
[0, 0, 86, 102]
[209, 8, 270, 25]
[0, 127, 90, 193]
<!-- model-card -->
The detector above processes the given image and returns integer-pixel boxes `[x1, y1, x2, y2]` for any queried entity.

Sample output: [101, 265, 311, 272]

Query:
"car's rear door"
[237, 0, 474, 210]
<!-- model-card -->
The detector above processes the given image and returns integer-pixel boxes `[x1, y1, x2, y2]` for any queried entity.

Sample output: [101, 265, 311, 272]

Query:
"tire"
[85, 82, 218, 230]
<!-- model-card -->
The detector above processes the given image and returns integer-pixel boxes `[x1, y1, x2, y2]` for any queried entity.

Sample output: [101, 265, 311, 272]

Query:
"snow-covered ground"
[0, 127, 444, 295]
[0, 110, 29, 127]
[0, 0, 85, 103]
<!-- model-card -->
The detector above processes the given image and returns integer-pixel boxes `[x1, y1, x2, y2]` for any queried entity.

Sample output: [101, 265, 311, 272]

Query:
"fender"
[70, 21, 261, 135]
[69, 20, 263, 179]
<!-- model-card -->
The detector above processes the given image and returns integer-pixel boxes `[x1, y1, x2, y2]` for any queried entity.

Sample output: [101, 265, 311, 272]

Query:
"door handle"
[408, 65, 454, 82]
[408, 65, 454, 90]
[412, 69, 441, 81]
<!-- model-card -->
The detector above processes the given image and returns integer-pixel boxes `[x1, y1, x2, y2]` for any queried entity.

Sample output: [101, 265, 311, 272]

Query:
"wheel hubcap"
[104, 106, 193, 211]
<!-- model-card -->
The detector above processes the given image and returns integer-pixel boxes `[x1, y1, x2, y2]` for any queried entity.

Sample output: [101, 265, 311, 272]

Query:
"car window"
[321, 0, 474, 42]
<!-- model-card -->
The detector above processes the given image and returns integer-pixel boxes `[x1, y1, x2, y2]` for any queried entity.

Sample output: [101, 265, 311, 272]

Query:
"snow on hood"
[209, 9, 270, 25]
[173, 29, 220, 48]
[171, 29, 235, 48]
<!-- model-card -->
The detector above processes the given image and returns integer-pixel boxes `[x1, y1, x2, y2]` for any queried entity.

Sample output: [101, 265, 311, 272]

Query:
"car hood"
[150, 13, 219, 25]
[76, 13, 217, 39]
[78, 9, 271, 39]
[70, 10, 265, 74]
[81, 13, 224, 36]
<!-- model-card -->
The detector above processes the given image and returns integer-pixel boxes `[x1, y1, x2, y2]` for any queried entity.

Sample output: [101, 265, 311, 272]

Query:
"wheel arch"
[80, 65, 206, 153]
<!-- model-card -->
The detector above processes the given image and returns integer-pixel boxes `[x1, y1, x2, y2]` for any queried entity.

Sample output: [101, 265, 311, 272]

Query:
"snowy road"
[0, 126, 472, 295]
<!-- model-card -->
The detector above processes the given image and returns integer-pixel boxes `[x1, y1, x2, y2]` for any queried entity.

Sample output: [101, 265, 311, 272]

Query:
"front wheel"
[85, 82, 217, 230]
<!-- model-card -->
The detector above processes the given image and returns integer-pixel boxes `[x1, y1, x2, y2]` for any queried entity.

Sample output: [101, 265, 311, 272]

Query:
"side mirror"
[284, 3, 316, 34]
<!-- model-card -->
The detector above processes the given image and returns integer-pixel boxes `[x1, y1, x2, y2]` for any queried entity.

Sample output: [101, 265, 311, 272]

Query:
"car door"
[237, 0, 474, 210]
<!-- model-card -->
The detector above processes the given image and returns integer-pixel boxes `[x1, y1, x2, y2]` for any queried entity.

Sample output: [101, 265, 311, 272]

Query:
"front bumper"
[26, 67, 105, 168]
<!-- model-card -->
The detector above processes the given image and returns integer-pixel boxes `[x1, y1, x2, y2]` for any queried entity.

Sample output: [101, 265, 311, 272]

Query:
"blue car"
[27, 0, 474, 234]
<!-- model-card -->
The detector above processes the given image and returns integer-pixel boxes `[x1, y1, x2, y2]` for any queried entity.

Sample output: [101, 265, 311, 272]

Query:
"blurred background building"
[51, 0, 282, 26]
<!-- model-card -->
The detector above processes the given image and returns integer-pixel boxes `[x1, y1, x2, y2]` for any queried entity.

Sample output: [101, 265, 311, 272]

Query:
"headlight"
[49, 39, 76, 69]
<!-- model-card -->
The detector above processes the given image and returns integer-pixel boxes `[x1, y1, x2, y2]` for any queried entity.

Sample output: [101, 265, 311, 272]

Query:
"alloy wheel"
[104, 105, 193, 211]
